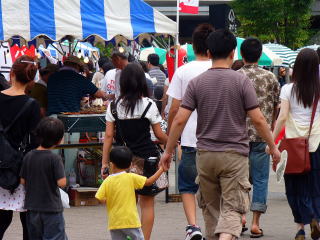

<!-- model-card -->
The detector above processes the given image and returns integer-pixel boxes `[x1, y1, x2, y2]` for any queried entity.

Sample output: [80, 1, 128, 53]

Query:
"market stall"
[0, 0, 177, 204]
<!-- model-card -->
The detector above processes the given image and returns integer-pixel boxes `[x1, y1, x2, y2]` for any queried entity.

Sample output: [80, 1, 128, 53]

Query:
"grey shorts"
[110, 228, 144, 240]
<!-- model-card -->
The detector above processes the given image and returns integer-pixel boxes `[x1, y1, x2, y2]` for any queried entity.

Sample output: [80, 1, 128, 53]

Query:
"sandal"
[295, 229, 305, 240]
[242, 225, 248, 234]
[250, 229, 263, 238]
[311, 219, 320, 240]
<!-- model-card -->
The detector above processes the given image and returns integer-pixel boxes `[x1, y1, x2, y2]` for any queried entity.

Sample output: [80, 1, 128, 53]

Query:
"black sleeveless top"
[111, 101, 158, 159]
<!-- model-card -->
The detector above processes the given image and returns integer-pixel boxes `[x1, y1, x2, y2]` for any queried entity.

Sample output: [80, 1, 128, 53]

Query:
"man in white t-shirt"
[166, 23, 214, 240]
[101, 68, 117, 95]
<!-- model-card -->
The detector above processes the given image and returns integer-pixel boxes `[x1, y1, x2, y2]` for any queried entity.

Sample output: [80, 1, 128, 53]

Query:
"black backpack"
[0, 99, 33, 192]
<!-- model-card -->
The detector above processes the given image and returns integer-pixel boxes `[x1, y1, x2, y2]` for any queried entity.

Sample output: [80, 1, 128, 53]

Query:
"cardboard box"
[69, 187, 100, 206]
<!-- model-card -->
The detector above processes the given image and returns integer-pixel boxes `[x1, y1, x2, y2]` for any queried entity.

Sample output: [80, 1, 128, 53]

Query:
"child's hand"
[101, 167, 109, 179]
[160, 165, 169, 172]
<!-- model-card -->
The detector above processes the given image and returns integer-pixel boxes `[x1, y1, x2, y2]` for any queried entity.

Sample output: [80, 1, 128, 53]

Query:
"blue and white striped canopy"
[296, 44, 320, 52]
[263, 43, 297, 67]
[0, 0, 177, 41]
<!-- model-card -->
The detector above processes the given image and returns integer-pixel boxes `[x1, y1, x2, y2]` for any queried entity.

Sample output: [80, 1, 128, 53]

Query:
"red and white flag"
[179, 0, 199, 14]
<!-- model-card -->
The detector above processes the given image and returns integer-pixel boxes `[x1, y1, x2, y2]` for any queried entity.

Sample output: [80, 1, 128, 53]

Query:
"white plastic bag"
[59, 188, 70, 208]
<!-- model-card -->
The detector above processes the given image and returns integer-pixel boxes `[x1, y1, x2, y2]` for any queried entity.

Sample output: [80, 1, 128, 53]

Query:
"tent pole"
[175, 0, 180, 71]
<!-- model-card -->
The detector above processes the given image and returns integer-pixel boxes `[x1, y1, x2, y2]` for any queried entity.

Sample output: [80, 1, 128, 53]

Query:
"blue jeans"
[178, 147, 198, 194]
[249, 142, 270, 213]
[27, 211, 67, 240]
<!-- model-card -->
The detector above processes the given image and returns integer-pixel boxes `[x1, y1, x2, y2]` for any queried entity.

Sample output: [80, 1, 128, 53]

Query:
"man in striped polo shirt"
[160, 29, 281, 240]
[148, 54, 167, 113]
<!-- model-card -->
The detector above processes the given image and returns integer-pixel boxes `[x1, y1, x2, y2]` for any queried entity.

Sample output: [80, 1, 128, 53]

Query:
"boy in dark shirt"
[20, 117, 67, 240]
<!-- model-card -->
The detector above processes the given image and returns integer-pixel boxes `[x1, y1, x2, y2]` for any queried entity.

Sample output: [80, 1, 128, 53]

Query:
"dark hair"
[317, 47, 320, 61]
[110, 146, 133, 169]
[139, 61, 148, 73]
[119, 63, 149, 115]
[87, 60, 94, 72]
[192, 23, 214, 56]
[240, 38, 262, 63]
[39, 64, 59, 77]
[206, 29, 237, 60]
[292, 48, 320, 108]
[98, 57, 109, 68]
[36, 117, 65, 148]
[112, 50, 129, 60]
[231, 60, 244, 71]
[102, 62, 115, 74]
[11, 55, 38, 84]
[147, 54, 160, 66]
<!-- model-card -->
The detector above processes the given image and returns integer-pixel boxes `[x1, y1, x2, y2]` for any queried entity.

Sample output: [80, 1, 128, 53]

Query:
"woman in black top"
[102, 63, 167, 240]
[0, 56, 40, 240]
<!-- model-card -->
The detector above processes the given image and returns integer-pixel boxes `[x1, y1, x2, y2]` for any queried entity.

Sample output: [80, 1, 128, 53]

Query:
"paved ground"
[4, 167, 306, 240]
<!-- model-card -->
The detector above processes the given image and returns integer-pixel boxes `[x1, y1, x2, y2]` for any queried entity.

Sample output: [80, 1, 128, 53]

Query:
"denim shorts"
[178, 147, 199, 194]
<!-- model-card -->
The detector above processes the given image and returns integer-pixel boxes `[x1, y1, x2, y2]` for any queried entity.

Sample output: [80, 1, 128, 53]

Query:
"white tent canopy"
[0, 0, 177, 41]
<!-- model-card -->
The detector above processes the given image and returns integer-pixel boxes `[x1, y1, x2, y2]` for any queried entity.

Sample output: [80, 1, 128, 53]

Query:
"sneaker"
[185, 225, 203, 240]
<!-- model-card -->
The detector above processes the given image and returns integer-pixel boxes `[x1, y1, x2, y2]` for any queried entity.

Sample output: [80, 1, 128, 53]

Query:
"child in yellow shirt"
[95, 146, 165, 240]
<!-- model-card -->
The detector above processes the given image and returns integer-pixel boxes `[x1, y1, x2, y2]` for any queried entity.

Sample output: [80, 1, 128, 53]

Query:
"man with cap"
[47, 55, 108, 115]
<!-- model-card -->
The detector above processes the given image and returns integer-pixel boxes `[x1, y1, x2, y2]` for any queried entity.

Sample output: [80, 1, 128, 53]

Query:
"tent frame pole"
[175, 0, 180, 71]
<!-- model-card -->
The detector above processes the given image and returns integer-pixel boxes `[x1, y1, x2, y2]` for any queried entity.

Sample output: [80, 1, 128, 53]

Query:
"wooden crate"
[69, 187, 100, 206]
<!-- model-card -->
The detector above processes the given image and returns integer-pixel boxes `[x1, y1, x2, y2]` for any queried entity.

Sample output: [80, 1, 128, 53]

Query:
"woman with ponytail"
[0, 55, 41, 240]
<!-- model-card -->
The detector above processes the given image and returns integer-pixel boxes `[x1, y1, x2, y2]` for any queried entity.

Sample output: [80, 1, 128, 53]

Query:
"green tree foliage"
[95, 42, 114, 57]
[232, 0, 314, 49]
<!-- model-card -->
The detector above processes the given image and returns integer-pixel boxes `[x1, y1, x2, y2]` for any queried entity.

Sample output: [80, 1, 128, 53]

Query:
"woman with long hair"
[0, 56, 40, 240]
[102, 63, 167, 240]
[272, 48, 320, 240]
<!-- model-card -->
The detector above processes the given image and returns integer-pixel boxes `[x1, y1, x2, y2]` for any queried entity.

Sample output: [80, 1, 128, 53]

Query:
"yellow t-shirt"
[95, 172, 146, 230]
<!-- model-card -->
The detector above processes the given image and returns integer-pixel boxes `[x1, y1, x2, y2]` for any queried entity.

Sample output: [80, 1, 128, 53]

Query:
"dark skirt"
[284, 145, 320, 224]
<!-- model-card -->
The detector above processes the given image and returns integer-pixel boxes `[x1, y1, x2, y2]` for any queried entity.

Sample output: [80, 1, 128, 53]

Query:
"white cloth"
[167, 60, 212, 148]
[280, 83, 320, 152]
[0, 185, 26, 212]
[114, 70, 121, 98]
[106, 97, 162, 125]
[280, 83, 320, 126]
[101, 69, 117, 94]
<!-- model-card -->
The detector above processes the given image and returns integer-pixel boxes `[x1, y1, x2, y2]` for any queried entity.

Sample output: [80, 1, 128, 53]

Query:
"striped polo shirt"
[47, 69, 98, 115]
[148, 67, 166, 88]
[181, 68, 259, 156]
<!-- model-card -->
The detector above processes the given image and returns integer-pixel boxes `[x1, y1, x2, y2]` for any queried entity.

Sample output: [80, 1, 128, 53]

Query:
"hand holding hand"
[159, 152, 172, 171]
[269, 146, 281, 165]
[101, 167, 109, 179]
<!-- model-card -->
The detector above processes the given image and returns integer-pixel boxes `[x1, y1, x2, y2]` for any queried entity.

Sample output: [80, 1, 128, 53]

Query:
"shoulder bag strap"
[110, 100, 127, 146]
[4, 98, 33, 134]
[308, 97, 319, 139]
[141, 102, 152, 119]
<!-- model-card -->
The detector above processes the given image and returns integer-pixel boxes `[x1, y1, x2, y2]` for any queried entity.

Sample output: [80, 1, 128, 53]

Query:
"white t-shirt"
[105, 97, 162, 124]
[280, 83, 320, 126]
[167, 60, 212, 147]
[101, 69, 117, 94]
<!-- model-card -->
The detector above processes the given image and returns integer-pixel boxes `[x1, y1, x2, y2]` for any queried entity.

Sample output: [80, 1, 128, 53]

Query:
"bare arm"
[152, 123, 168, 144]
[271, 104, 280, 131]
[57, 177, 67, 188]
[272, 100, 289, 140]
[161, 85, 169, 118]
[94, 90, 114, 100]
[247, 108, 281, 162]
[20, 178, 25, 185]
[145, 167, 165, 186]
[160, 107, 192, 169]
[167, 98, 181, 134]
[102, 121, 114, 177]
